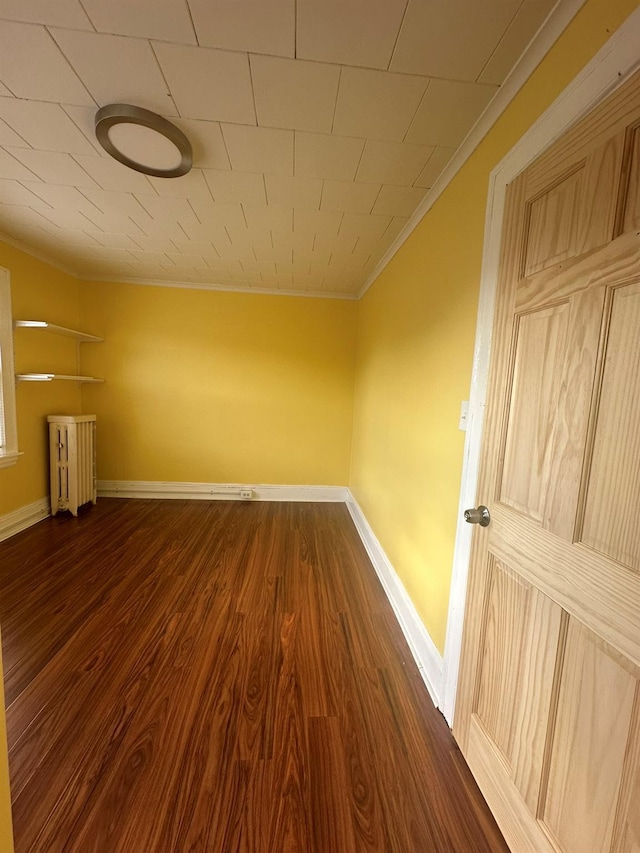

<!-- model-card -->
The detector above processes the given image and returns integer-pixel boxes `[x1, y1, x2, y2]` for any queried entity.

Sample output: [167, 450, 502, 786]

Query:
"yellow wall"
[79, 282, 357, 485]
[0, 243, 82, 516]
[349, 0, 639, 654]
[0, 639, 13, 853]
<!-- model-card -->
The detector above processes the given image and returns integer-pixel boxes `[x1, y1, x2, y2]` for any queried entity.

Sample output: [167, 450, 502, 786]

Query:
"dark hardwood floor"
[0, 499, 508, 852]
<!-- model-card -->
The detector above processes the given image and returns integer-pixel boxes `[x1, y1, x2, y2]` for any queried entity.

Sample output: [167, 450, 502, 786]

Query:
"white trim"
[359, 0, 588, 299]
[346, 492, 444, 708]
[98, 480, 349, 502]
[80, 276, 358, 301]
[0, 234, 78, 279]
[0, 497, 50, 543]
[0, 268, 19, 467]
[441, 8, 640, 727]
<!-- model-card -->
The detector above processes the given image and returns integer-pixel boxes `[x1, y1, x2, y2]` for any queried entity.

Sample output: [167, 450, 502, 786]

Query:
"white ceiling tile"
[293, 209, 342, 238]
[333, 67, 427, 142]
[76, 206, 145, 235]
[238, 259, 274, 274]
[0, 0, 93, 28]
[265, 175, 322, 210]
[32, 205, 101, 232]
[90, 232, 140, 250]
[130, 213, 187, 239]
[405, 79, 496, 147]
[204, 170, 266, 206]
[0, 83, 13, 97]
[339, 212, 391, 241]
[313, 232, 357, 256]
[189, 0, 294, 57]
[134, 194, 197, 224]
[146, 169, 212, 199]
[0, 23, 94, 106]
[294, 131, 364, 182]
[79, 186, 146, 218]
[0, 98, 98, 154]
[153, 43, 255, 124]
[243, 205, 293, 233]
[379, 215, 409, 246]
[250, 55, 340, 134]
[0, 179, 47, 206]
[171, 119, 230, 170]
[164, 252, 206, 267]
[222, 125, 293, 176]
[73, 154, 156, 192]
[188, 197, 246, 231]
[5, 148, 98, 187]
[80, 0, 196, 43]
[60, 105, 107, 155]
[356, 140, 432, 185]
[414, 146, 456, 188]
[169, 239, 217, 256]
[0, 148, 43, 181]
[22, 182, 101, 215]
[320, 180, 380, 214]
[127, 261, 168, 277]
[371, 184, 426, 217]
[90, 246, 137, 263]
[35, 226, 100, 247]
[227, 269, 262, 282]
[296, 0, 407, 69]
[255, 245, 292, 264]
[178, 219, 230, 244]
[225, 224, 272, 251]
[130, 236, 178, 253]
[479, 0, 557, 85]
[273, 229, 314, 254]
[390, 0, 520, 80]
[0, 119, 28, 147]
[51, 29, 178, 117]
[263, 273, 294, 288]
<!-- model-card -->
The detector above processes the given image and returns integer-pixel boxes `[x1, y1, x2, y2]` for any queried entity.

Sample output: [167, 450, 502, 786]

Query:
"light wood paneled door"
[454, 69, 640, 853]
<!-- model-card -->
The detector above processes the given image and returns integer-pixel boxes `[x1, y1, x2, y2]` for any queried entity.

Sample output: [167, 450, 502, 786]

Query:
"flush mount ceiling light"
[95, 104, 192, 178]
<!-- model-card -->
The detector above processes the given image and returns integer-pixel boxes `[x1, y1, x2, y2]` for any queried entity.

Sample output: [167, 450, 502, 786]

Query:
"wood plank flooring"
[0, 499, 508, 852]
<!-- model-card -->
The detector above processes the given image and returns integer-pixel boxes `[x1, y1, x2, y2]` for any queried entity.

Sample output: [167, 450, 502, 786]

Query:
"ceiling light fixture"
[95, 104, 192, 178]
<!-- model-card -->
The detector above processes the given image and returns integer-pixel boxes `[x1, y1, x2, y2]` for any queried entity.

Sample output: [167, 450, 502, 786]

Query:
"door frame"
[441, 5, 640, 726]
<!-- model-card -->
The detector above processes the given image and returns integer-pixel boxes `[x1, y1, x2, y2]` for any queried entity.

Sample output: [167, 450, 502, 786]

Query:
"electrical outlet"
[240, 489, 253, 500]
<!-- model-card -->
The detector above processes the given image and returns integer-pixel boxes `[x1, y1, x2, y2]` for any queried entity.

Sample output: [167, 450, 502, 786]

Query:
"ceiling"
[0, 0, 556, 298]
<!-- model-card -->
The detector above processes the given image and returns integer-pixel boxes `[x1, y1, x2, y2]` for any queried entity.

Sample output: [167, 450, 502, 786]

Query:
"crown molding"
[358, 0, 588, 299]
[0, 233, 79, 279]
[82, 275, 358, 300]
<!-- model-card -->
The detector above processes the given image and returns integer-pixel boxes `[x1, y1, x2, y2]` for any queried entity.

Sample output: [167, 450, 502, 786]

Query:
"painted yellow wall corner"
[0, 243, 83, 517]
[349, 0, 640, 654]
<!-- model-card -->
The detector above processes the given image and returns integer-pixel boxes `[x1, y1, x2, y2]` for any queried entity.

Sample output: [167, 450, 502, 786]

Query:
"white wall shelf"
[14, 320, 103, 343]
[16, 374, 104, 383]
[14, 319, 104, 384]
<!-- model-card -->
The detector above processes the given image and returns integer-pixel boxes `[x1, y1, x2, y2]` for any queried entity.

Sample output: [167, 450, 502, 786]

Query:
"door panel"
[581, 281, 640, 570]
[499, 304, 571, 521]
[474, 558, 531, 763]
[522, 168, 584, 276]
[455, 69, 640, 852]
[619, 122, 640, 234]
[540, 621, 639, 853]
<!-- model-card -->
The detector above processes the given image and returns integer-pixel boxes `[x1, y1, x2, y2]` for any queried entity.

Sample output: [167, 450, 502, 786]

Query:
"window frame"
[0, 268, 19, 468]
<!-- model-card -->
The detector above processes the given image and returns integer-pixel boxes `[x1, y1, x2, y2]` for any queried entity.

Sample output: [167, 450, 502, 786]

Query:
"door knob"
[464, 505, 491, 527]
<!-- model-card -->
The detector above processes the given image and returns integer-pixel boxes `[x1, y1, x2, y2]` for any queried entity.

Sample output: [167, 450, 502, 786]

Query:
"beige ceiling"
[0, 0, 556, 298]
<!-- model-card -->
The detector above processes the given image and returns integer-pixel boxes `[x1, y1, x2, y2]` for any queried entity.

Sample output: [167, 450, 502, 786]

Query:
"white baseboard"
[98, 480, 349, 503]
[0, 497, 50, 542]
[345, 492, 444, 709]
